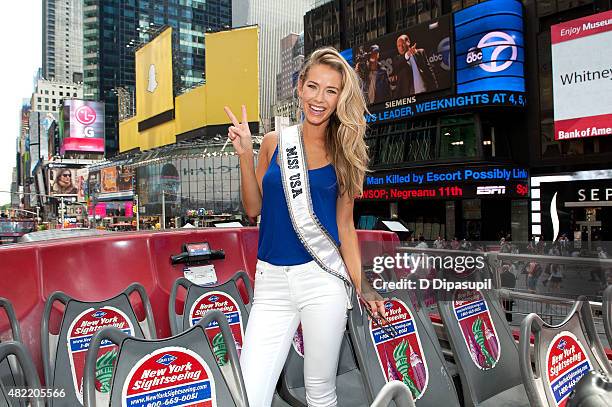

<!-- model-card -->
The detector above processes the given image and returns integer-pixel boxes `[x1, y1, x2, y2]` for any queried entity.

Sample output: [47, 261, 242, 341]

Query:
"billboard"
[101, 167, 118, 194]
[49, 167, 78, 196]
[551, 10, 612, 141]
[76, 168, 89, 202]
[352, 16, 451, 106]
[40, 112, 56, 160]
[60, 100, 105, 153]
[29, 112, 40, 176]
[136, 27, 174, 121]
[118, 166, 135, 192]
[354, 1, 526, 125]
[87, 170, 100, 202]
[454, 0, 525, 94]
[205, 26, 259, 126]
[87, 166, 135, 201]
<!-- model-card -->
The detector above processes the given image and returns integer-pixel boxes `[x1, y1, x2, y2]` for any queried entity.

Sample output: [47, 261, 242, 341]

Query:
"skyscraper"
[273, 32, 304, 125]
[233, 0, 311, 132]
[276, 33, 302, 102]
[83, 0, 232, 156]
[42, 0, 83, 83]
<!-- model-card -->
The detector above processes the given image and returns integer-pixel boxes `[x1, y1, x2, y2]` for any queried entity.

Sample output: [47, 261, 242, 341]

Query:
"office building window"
[439, 115, 477, 159]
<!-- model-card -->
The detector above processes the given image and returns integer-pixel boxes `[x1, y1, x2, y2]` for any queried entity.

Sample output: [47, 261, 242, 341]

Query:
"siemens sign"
[454, 0, 525, 94]
[365, 90, 526, 123]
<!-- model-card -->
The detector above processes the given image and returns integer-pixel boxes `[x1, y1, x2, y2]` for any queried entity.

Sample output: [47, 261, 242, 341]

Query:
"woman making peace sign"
[224, 47, 384, 407]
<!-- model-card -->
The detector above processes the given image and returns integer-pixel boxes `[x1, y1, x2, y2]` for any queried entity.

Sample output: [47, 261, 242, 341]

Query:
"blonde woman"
[224, 47, 385, 406]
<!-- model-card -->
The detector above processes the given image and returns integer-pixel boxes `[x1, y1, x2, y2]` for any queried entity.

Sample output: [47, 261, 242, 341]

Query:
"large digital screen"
[89, 166, 135, 201]
[49, 167, 78, 196]
[359, 165, 529, 201]
[61, 100, 105, 153]
[551, 10, 612, 141]
[352, 15, 452, 107]
[454, 0, 525, 94]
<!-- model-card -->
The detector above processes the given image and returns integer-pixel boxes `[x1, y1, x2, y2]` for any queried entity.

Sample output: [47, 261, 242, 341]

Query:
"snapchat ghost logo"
[147, 64, 158, 93]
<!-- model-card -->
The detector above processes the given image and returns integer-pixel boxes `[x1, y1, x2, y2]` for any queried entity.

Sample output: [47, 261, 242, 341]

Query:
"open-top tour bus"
[0, 227, 610, 406]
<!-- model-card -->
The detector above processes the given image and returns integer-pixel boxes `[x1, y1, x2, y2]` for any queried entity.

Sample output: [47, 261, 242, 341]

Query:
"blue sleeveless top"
[257, 146, 340, 265]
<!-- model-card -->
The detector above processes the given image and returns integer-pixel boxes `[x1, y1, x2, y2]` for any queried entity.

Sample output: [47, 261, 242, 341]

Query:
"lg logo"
[465, 31, 517, 73]
[75, 105, 96, 125]
[83, 127, 95, 138]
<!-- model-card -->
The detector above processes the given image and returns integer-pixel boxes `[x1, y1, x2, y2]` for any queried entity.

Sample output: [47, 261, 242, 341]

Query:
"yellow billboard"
[205, 26, 259, 126]
[121, 26, 259, 153]
[136, 27, 174, 120]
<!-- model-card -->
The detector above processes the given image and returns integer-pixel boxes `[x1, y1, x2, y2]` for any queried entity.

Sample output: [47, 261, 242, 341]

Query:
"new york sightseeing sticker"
[369, 299, 429, 400]
[122, 347, 215, 407]
[67, 306, 135, 404]
[188, 292, 244, 366]
[546, 331, 593, 407]
[452, 290, 500, 370]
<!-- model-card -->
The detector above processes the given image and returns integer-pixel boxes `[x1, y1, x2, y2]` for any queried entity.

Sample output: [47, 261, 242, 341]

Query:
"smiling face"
[298, 63, 343, 127]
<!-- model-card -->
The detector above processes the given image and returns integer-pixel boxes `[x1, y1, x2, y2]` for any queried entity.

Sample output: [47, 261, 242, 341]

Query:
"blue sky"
[0, 1, 41, 204]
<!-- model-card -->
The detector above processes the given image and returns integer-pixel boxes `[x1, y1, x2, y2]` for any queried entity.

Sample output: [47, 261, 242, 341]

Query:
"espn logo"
[476, 186, 506, 195]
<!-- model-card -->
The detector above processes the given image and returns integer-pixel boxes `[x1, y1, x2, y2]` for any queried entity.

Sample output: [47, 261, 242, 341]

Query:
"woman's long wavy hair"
[298, 47, 369, 198]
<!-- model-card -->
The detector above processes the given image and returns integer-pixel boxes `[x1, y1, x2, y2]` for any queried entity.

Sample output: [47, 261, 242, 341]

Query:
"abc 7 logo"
[465, 31, 517, 73]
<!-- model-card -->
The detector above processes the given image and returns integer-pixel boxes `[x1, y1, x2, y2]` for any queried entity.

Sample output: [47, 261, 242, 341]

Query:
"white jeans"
[240, 259, 349, 407]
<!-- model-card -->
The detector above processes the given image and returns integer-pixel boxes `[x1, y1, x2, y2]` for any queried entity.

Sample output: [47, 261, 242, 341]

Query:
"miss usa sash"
[278, 125, 354, 305]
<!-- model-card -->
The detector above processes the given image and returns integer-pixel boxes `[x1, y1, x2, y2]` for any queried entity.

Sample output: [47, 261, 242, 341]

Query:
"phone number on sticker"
[145, 392, 200, 407]
[7, 388, 66, 398]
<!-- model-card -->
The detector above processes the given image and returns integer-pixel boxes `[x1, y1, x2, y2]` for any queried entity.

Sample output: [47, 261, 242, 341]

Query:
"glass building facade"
[83, 0, 232, 157]
[133, 150, 242, 219]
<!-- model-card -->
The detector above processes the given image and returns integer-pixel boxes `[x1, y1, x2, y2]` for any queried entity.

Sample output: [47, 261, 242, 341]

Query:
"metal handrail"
[370, 380, 416, 407]
[498, 288, 602, 311]
[398, 246, 612, 267]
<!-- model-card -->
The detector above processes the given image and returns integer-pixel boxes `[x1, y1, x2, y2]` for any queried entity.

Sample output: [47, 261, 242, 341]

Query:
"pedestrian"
[416, 235, 428, 249]
[433, 235, 444, 249]
[548, 262, 564, 293]
[527, 240, 536, 254]
[527, 261, 542, 293]
[543, 244, 560, 286]
[451, 236, 460, 250]
[594, 246, 609, 285]
[500, 264, 516, 322]
[225, 47, 385, 407]
[558, 233, 570, 256]
[500, 239, 512, 253]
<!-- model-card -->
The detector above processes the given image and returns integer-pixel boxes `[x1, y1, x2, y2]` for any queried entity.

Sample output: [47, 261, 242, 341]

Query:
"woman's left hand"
[359, 283, 387, 319]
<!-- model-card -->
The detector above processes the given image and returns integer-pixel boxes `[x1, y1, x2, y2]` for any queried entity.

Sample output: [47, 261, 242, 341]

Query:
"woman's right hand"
[224, 105, 253, 156]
